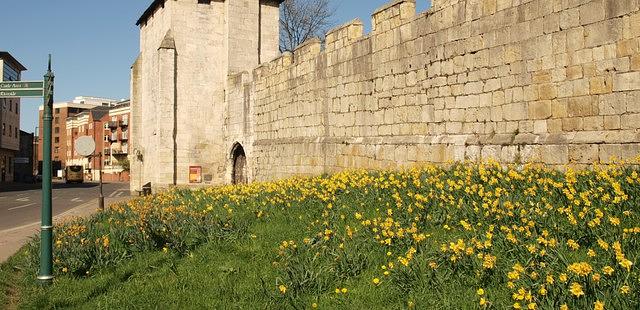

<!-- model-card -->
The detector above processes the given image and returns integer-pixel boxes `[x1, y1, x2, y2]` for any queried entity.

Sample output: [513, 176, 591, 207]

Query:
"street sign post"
[0, 56, 53, 285]
[38, 56, 54, 285]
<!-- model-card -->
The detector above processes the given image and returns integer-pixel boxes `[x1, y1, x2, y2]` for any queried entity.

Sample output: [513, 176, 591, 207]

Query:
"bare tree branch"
[279, 0, 335, 52]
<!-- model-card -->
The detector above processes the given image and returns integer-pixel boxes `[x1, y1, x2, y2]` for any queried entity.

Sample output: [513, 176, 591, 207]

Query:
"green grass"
[2, 163, 640, 309]
[0, 204, 422, 309]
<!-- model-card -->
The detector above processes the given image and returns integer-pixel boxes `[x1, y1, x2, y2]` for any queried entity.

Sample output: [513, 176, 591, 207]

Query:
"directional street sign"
[0, 81, 44, 89]
[0, 89, 44, 97]
[0, 81, 44, 98]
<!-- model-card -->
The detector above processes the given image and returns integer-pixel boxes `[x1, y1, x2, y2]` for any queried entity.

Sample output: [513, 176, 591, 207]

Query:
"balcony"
[107, 121, 118, 129]
[121, 132, 128, 140]
[109, 133, 118, 141]
[120, 119, 129, 127]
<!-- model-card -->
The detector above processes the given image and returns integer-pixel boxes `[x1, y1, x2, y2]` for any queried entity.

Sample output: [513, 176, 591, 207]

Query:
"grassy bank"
[2, 161, 640, 309]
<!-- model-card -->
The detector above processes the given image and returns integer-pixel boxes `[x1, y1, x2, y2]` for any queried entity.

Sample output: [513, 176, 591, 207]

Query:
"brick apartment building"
[37, 96, 118, 177]
[103, 100, 130, 181]
[65, 100, 130, 181]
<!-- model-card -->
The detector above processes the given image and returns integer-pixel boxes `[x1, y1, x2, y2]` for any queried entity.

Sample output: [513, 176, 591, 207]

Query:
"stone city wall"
[227, 0, 640, 182]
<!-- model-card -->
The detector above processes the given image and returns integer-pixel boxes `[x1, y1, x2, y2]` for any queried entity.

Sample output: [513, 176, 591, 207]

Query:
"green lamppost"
[37, 55, 54, 284]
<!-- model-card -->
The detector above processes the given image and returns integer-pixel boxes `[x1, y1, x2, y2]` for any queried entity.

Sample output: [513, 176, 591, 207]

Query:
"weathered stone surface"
[130, 0, 640, 191]
[569, 145, 599, 163]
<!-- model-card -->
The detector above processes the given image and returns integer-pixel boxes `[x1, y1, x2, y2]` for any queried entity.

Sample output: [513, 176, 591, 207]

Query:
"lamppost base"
[37, 275, 54, 285]
[98, 195, 105, 211]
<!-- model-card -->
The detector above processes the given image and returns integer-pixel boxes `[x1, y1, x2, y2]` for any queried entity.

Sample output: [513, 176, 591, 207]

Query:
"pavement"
[0, 181, 132, 262]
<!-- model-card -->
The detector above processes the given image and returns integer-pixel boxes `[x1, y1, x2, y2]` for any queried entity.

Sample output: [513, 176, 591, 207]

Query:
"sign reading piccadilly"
[0, 81, 44, 98]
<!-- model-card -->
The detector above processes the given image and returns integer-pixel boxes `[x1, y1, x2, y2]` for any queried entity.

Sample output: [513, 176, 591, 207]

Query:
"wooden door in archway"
[232, 145, 247, 184]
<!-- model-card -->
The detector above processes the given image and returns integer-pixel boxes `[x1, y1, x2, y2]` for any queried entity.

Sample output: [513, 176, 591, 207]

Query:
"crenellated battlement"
[243, 0, 640, 181]
[372, 0, 416, 32]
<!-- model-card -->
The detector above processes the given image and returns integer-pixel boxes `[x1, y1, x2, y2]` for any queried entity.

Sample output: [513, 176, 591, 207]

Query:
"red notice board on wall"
[189, 166, 202, 183]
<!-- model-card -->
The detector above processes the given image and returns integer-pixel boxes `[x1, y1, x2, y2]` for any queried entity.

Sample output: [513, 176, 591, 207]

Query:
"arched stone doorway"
[231, 143, 247, 184]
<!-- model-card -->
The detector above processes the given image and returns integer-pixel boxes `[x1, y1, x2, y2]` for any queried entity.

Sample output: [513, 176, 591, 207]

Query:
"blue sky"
[4, 0, 430, 132]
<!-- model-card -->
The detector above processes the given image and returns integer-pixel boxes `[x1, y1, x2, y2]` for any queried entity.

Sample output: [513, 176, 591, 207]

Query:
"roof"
[136, 0, 285, 26]
[90, 105, 111, 120]
[0, 51, 27, 71]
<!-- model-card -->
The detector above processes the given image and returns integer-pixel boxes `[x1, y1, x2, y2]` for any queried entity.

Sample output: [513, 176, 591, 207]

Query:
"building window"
[8, 101, 12, 111]
[14, 127, 17, 138]
[2, 123, 4, 135]
[15, 102, 18, 114]
[54, 147, 59, 154]
[55, 117, 59, 124]
[3, 62, 19, 81]
[198, 0, 211, 4]
[54, 127, 60, 134]
[55, 108, 60, 114]
[54, 137, 59, 143]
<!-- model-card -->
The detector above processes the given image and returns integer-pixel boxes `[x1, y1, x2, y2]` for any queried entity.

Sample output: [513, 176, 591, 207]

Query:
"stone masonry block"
[580, 0, 606, 26]
[585, 19, 623, 48]
[613, 72, 640, 91]
[589, 75, 613, 94]
[569, 145, 600, 163]
[528, 100, 553, 119]
[599, 144, 640, 162]
[621, 113, 640, 129]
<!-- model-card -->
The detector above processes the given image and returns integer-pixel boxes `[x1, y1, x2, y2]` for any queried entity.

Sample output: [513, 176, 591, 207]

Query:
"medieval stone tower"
[130, 0, 281, 191]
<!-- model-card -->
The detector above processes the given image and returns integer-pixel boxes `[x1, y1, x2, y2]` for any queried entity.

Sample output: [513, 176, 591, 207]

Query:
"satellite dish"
[75, 136, 96, 157]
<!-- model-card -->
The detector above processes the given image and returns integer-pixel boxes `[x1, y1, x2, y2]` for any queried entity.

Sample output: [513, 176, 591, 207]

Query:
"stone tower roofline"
[136, 0, 286, 27]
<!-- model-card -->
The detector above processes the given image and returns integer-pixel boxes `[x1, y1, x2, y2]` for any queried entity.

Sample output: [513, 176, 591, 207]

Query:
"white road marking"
[116, 191, 123, 197]
[71, 198, 83, 202]
[8, 203, 36, 211]
[109, 191, 117, 198]
[16, 198, 30, 202]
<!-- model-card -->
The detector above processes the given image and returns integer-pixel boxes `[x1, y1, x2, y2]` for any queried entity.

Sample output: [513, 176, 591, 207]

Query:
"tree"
[279, 0, 335, 52]
[119, 157, 130, 173]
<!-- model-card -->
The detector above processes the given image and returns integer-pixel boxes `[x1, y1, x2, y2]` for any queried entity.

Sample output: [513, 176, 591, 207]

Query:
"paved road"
[0, 182, 130, 231]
